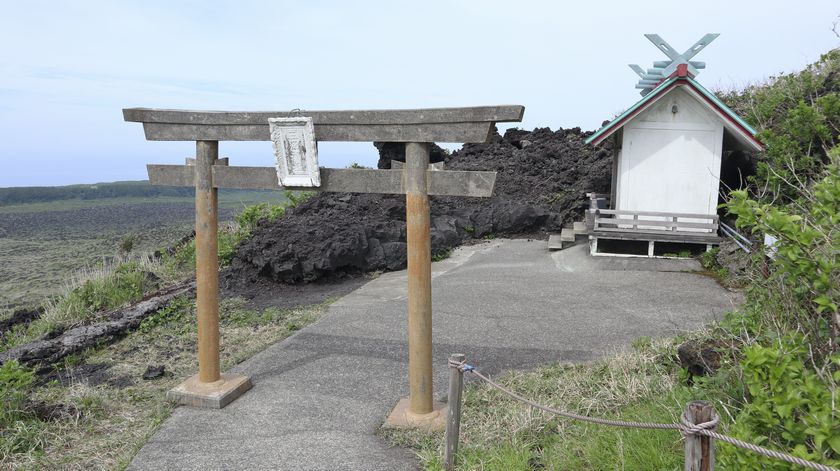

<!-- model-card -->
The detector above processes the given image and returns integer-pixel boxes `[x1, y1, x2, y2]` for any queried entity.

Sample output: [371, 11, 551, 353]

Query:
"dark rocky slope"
[225, 127, 612, 286]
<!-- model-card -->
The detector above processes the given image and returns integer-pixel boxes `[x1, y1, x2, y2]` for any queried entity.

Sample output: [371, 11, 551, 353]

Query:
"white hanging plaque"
[269, 117, 320, 187]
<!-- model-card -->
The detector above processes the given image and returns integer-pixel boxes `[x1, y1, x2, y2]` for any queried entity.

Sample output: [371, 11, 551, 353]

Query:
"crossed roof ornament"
[629, 33, 719, 95]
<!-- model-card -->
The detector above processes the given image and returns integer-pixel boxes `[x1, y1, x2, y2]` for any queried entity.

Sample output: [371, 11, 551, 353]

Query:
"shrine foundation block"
[167, 373, 252, 409]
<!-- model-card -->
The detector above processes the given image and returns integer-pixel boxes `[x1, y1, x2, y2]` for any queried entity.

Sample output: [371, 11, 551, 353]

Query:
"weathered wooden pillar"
[165, 141, 251, 408]
[405, 142, 434, 416]
[195, 140, 221, 383]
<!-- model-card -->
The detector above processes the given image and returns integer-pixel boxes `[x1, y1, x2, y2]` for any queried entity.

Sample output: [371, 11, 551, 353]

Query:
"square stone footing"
[167, 373, 252, 409]
[383, 397, 447, 431]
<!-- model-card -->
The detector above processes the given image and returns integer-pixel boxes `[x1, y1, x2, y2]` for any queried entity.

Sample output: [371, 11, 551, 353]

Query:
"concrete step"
[549, 225, 588, 251]
[560, 228, 576, 242]
[547, 234, 564, 250]
[573, 221, 587, 233]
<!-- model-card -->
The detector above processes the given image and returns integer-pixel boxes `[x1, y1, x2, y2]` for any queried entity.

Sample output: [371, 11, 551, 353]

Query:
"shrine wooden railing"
[593, 209, 719, 234]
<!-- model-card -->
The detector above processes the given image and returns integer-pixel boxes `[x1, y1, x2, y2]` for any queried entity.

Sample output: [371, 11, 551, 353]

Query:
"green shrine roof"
[585, 34, 762, 152]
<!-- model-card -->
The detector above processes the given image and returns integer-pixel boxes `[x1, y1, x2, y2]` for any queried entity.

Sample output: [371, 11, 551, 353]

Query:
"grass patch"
[432, 248, 454, 262]
[0, 296, 330, 470]
[44, 261, 153, 327]
[382, 332, 750, 470]
[0, 192, 289, 308]
[2, 256, 172, 354]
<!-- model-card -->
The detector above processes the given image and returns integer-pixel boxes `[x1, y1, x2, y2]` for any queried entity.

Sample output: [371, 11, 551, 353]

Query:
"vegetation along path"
[127, 239, 739, 470]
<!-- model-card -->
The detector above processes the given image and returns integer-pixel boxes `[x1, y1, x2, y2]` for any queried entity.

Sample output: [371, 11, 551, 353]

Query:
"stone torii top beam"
[123, 106, 523, 142]
[124, 105, 524, 426]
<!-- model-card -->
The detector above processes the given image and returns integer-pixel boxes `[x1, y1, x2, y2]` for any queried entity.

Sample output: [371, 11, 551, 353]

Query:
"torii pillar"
[123, 106, 524, 425]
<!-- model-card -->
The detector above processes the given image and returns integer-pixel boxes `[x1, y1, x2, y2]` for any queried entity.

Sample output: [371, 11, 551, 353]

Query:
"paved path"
[129, 239, 740, 470]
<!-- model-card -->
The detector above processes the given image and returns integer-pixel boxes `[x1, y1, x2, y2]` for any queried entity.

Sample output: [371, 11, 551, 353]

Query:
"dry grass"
[380, 329, 736, 470]
[1, 297, 329, 470]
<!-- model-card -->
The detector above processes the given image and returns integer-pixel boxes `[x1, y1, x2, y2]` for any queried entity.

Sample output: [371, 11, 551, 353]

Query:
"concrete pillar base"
[167, 373, 252, 409]
[383, 397, 447, 431]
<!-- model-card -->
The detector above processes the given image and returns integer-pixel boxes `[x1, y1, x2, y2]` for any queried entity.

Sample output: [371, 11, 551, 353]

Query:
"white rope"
[449, 359, 840, 471]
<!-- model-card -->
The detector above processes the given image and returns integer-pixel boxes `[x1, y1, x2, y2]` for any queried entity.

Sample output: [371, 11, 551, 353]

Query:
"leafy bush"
[720, 151, 839, 468]
[719, 336, 840, 469]
[718, 50, 840, 203]
[726, 154, 839, 357]
[221, 190, 315, 265]
[118, 233, 140, 254]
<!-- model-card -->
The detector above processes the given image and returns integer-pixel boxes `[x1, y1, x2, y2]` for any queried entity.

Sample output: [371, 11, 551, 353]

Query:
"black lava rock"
[225, 127, 612, 285]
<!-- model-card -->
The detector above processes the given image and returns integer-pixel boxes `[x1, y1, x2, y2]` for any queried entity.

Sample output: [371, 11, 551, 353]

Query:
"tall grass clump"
[0, 360, 47, 459]
[42, 257, 164, 328]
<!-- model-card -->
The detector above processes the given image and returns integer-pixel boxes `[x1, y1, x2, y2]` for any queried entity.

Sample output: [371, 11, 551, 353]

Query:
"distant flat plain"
[0, 184, 284, 309]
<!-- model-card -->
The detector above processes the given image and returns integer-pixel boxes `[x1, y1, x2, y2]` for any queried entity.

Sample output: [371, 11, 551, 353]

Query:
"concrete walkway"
[129, 239, 739, 470]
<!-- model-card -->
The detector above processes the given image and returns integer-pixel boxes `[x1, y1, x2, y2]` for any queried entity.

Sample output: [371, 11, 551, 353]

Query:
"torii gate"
[123, 105, 524, 427]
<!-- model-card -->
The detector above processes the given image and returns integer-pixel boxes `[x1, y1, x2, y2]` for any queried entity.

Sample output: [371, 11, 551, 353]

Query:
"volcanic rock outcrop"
[226, 127, 612, 285]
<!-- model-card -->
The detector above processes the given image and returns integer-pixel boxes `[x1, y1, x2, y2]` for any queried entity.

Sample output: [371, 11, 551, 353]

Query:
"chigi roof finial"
[629, 33, 719, 96]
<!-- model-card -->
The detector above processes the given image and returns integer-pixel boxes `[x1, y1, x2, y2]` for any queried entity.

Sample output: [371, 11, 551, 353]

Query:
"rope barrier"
[448, 359, 839, 471]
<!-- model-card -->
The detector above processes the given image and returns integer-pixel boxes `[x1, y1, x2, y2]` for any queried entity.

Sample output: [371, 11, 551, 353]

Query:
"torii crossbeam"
[124, 105, 524, 426]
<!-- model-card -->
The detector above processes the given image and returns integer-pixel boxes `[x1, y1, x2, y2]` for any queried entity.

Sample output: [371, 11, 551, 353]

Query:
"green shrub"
[118, 233, 140, 254]
[718, 50, 839, 203]
[283, 189, 315, 207]
[720, 150, 839, 468]
[726, 153, 839, 356]
[719, 335, 840, 469]
[235, 202, 269, 234]
[699, 247, 720, 269]
[217, 230, 239, 267]
[213, 190, 316, 267]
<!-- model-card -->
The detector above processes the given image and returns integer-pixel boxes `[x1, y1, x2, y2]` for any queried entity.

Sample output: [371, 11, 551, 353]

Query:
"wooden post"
[684, 400, 716, 471]
[444, 354, 466, 471]
[405, 141, 433, 416]
[195, 140, 221, 384]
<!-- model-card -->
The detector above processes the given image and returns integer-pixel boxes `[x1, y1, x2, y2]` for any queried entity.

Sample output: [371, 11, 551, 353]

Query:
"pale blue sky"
[1, 1, 837, 187]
